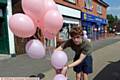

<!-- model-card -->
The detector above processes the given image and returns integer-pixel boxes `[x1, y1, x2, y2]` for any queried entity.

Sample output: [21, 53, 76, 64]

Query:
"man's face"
[71, 35, 82, 45]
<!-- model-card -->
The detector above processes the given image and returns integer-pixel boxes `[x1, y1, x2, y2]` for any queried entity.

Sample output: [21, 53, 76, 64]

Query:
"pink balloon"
[42, 28, 57, 40]
[37, 0, 58, 29]
[53, 74, 67, 80]
[43, 10, 63, 34]
[25, 39, 46, 59]
[37, 19, 44, 30]
[51, 51, 68, 69]
[22, 0, 44, 21]
[44, 0, 58, 12]
[9, 13, 36, 38]
[43, 31, 56, 40]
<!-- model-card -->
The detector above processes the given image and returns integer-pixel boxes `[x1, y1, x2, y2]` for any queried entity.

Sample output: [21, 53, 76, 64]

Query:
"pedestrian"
[54, 26, 93, 80]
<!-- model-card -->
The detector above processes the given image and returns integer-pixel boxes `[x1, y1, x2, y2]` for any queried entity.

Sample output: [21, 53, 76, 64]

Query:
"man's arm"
[61, 53, 86, 75]
[67, 53, 86, 68]
[54, 46, 63, 52]
[67, 41, 92, 68]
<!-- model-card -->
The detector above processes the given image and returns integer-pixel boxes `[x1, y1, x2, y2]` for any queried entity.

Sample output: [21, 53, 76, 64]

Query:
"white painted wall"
[63, 17, 80, 24]
[57, 4, 81, 18]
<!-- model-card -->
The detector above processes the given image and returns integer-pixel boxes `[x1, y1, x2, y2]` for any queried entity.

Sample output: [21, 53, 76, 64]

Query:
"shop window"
[46, 39, 55, 47]
[57, 23, 69, 47]
[59, 23, 69, 41]
[97, 5, 102, 15]
[57, 23, 79, 47]
[84, 0, 93, 11]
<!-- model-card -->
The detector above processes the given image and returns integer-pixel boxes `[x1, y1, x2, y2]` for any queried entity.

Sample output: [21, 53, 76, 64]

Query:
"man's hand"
[61, 66, 68, 76]
[56, 69, 62, 74]
[52, 66, 62, 74]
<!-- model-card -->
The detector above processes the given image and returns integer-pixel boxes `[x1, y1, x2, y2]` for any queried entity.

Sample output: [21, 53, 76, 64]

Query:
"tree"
[114, 20, 120, 32]
[114, 16, 118, 22]
[107, 14, 114, 32]
[107, 14, 119, 33]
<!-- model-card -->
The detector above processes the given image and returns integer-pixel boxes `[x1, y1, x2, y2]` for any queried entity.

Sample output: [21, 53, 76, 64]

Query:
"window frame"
[84, 0, 93, 11]
[64, 0, 76, 4]
[97, 4, 102, 15]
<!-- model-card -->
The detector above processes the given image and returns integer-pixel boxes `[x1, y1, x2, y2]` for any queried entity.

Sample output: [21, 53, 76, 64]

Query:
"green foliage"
[107, 14, 119, 32]
[114, 16, 118, 22]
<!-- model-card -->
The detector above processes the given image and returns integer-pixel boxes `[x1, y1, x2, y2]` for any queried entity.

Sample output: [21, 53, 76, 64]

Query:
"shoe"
[37, 73, 45, 79]
[29, 75, 36, 77]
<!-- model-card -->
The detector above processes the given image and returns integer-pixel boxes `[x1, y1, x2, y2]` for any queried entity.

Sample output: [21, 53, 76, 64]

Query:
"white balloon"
[51, 51, 68, 69]
[83, 35, 88, 40]
[25, 39, 46, 59]
[53, 74, 66, 80]
[83, 30, 87, 35]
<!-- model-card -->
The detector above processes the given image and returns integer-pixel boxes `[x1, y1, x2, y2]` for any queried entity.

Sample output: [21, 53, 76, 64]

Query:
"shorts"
[73, 55, 93, 74]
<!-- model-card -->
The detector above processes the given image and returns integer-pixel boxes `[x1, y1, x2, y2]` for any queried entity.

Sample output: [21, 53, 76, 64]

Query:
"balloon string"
[33, 35, 38, 39]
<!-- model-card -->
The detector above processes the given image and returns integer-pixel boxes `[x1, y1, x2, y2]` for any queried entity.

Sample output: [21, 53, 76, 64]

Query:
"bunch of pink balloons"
[9, 0, 63, 39]
[9, 0, 65, 79]
[22, 0, 63, 40]
[9, 0, 63, 57]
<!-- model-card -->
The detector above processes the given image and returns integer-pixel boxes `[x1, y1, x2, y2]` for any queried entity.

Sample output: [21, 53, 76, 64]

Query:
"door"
[59, 23, 69, 41]
[0, 8, 9, 54]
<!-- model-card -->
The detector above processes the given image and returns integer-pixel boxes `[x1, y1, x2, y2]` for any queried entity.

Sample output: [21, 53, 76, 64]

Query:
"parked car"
[115, 32, 120, 35]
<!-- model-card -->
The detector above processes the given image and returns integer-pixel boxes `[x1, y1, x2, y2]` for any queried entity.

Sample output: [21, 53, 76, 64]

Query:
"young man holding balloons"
[54, 26, 93, 80]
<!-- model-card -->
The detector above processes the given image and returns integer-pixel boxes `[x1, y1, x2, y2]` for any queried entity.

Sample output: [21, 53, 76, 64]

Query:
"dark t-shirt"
[61, 39, 92, 60]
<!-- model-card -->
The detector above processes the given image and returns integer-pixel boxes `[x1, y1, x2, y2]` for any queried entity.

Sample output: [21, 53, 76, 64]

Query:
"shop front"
[47, 4, 81, 47]
[81, 12, 108, 40]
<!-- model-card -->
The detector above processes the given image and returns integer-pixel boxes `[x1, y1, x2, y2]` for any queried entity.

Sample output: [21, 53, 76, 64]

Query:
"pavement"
[0, 36, 120, 80]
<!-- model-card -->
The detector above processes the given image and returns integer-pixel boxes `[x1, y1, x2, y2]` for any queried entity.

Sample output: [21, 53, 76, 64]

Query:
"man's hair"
[69, 26, 83, 37]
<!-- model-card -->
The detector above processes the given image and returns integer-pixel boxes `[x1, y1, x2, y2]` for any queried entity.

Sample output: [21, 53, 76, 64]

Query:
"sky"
[104, 0, 120, 18]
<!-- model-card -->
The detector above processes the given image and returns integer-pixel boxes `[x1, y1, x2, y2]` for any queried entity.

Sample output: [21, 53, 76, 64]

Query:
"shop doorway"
[57, 23, 79, 47]
[0, 8, 9, 54]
